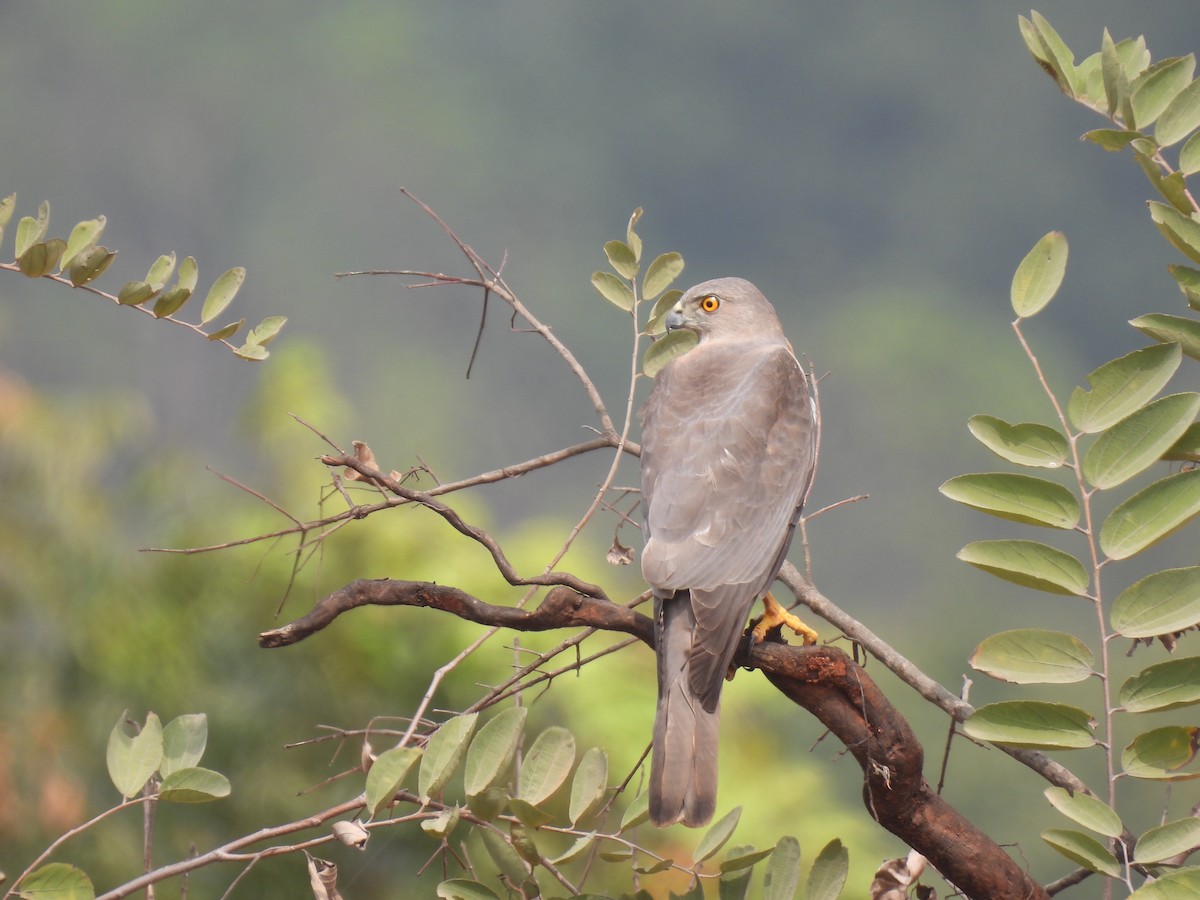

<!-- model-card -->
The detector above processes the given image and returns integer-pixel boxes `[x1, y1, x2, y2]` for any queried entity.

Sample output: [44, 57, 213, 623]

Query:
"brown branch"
[261, 580, 1049, 899]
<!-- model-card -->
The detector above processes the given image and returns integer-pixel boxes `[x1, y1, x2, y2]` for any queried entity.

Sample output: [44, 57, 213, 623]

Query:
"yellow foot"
[751, 592, 819, 645]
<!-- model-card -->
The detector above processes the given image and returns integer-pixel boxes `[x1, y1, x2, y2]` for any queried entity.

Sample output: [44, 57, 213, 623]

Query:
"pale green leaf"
[1169, 265, 1200, 310]
[604, 240, 638, 280]
[365, 747, 421, 817]
[1182, 132, 1200, 176]
[200, 266, 246, 324]
[1083, 393, 1200, 489]
[507, 797, 554, 828]
[569, 746, 608, 825]
[1158, 75, 1200, 147]
[117, 280, 157, 306]
[145, 252, 176, 290]
[421, 805, 460, 839]
[479, 826, 528, 883]
[956, 540, 1089, 595]
[176, 255, 199, 291]
[805, 838, 849, 900]
[1011, 231, 1068, 318]
[718, 849, 754, 899]
[1150, 201, 1200, 265]
[160, 713, 207, 778]
[463, 707, 526, 797]
[14, 200, 49, 259]
[970, 629, 1094, 684]
[517, 726, 575, 806]
[642, 251, 685, 301]
[16, 862, 95, 900]
[233, 343, 269, 361]
[106, 711, 164, 799]
[1100, 29, 1123, 116]
[68, 246, 116, 287]
[721, 845, 776, 873]
[1082, 129, 1141, 152]
[1121, 657, 1200, 713]
[1043, 787, 1123, 838]
[1111, 566, 1200, 638]
[619, 789, 650, 831]
[1041, 828, 1121, 876]
[967, 415, 1068, 468]
[1132, 56, 1196, 130]
[1129, 868, 1200, 898]
[963, 701, 1095, 750]
[1134, 817, 1200, 864]
[938, 473, 1079, 529]
[59, 216, 106, 271]
[549, 834, 595, 866]
[762, 836, 801, 900]
[245, 315, 288, 347]
[1122, 726, 1200, 780]
[17, 239, 66, 278]
[626, 207, 643, 262]
[1100, 469, 1200, 560]
[205, 319, 244, 342]
[695, 806, 742, 862]
[1068, 343, 1183, 433]
[157, 766, 231, 802]
[1030, 11, 1081, 97]
[466, 785, 506, 821]
[645, 288, 683, 335]
[418, 712, 479, 801]
[152, 287, 191, 319]
[1130, 314, 1200, 360]
[0, 192, 15, 245]
[436, 879, 501, 900]
[643, 329, 697, 378]
[1165, 423, 1200, 462]
[591, 270, 633, 310]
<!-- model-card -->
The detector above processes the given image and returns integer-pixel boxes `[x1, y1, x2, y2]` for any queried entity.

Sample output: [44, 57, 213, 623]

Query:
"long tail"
[649, 591, 720, 827]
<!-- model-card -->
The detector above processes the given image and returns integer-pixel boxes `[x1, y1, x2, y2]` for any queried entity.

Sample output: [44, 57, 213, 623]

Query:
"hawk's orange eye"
[700, 296, 720, 313]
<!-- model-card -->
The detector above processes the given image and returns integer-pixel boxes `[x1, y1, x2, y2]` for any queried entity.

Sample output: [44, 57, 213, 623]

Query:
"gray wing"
[641, 341, 815, 705]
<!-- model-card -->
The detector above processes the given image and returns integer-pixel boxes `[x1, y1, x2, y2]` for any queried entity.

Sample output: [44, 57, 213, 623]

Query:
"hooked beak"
[665, 304, 686, 332]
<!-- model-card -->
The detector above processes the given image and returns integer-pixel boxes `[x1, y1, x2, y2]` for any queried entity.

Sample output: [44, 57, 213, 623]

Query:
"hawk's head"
[666, 277, 786, 342]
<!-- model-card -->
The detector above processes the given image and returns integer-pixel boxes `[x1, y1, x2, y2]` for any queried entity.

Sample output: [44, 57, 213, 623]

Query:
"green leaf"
[245, 315, 288, 347]
[718, 848, 755, 900]
[1122, 726, 1200, 780]
[970, 629, 1094, 684]
[508, 822, 541, 866]
[106, 711, 164, 798]
[59, 216, 106, 271]
[68, 245, 116, 287]
[966, 415, 1068, 468]
[645, 288, 683, 335]
[1083, 393, 1200, 489]
[695, 806, 742, 862]
[1041, 828, 1121, 876]
[604, 240, 639, 280]
[1132, 56, 1196, 130]
[549, 834, 594, 866]
[762, 835, 801, 900]
[1100, 468, 1200, 560]
[642, 251, 685, 301]
[956, 540, 1089, 596]
[517, 726, 575, 806]
[1130, 314, 1200, 360]
[1150, 201, 1200, 265]
[626, 207, 643, 263]
[1029, 12, 1081, 97]
[1129, 868, 1200, 898]
[1069, 343, 1183, 433]
[1135, 817, 1200, 864]
[591, 270, 634, 311]
[145, 252, 176, 290]
[18, 239, 66, 278]
[938, 473, 1079, 529]
[1111, 566, 1200, 638]
[643, 329, 698, 379]
[157, 766, 231, 802]
[421, 805, 460, 840]
[117, 280, 157, 306]
[160, 713, 207, 778]
[1158, 75, 1200, 147]
[0, 192, 15, 245]
[1165, 423, 1200, 462]
[365, 746, 421, 817]
[1010, 231, 1068, 318]
[200, 266, 246, 324]
[1100, 29, 1124, 116]
[205, 319, 244, 342]
[152, 287, 192, 319]
[963, 701, 1095, 750]
[1043, 787, 1123, 838]
[1169, 265, 1200, 309]
[463, 707, 526, 798]
[479, 826, 529, 883]
[1082, 129, 1141, 152]
[619, 789, 650, 831]
[805, 838, 849, 900]
[569, 746, 608, 825]
[436, 879, 501, 900]
[507, 797, 555, 828]
[467, 785, 506, 822]
[233, 343, 270, 361]
[14, 200, 49, 258]
[1182, 132, 1200, 176]
[418, 713, 479, 801]
[1121, 657, 1200, 713]
[721, 845, 776, 873]
[16, 862, 95, 900]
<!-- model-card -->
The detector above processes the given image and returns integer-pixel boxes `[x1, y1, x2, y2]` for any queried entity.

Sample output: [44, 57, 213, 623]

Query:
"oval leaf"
[117, 280, 157, 306]
[479, 826, 528, 882]
[963, 701, 1096, 750]
[418, 713, 479, 801]
[1121, 657, 1200, 713]
[200, 266, 247, 324]
[1043, 787, 1123, 838]
[1112, 566, 1200, 637]
[1129, 868, 1200, 898]
[805, 838, 849, 900]
[107, 711, 164, 799]
[695, 806, 741, 862]
[970, 629, 1094, 684]
[464, 706, 526, 798]
[718, 850, 754, 898]
[161, 713, 207, 778]
[967, 415, 1069, 468]
[569, 746, 608, 825]
[591, 270, 634, 311]
[366, 746, 421, 816]
[517, 726, 575, 806]
[1165, 422, 1200, 462]
[205, 319, 245, 342]
[508, 797, 555, 829]
[1150, 201, 1200, 265]
[18, 239, 66, 278]
[956, 540, 1089, 596]
[619, 789, 650, 831]
[642, 251, 685, 301]
[1182, 133, 1200, 176]
[152, 287, 192, 319]
[1068, 343, 1182, 434]
[1157, 75, 1200, 147]
[245, 315, 288, 348]
[436, 879, 501, 900]
[1135, 817, 1200, 864]
[643, 329, 697, 378]
[1132, 56, 1196, 130]
[59, 216, 106, 271]
[68, 246, 116, 287]
[16, 862, 95, 900]
[157, 766, 231, 803]
[14, 200, 49, 259]
[1041, 828, 1121, 876]
[1122, 726, 1200, 780]
[603, 240, 638, 280]
[721, 845, 776, 873]
[939, 473, 1079, 529]
[1083, 393, 1200, 489]
[1100, 468, 1200, 560]
[145, 252, 176, 290]
[762, 836, 800, 900]
[1130, 314, 1200, 361]
[1011, 231, 1068, 318]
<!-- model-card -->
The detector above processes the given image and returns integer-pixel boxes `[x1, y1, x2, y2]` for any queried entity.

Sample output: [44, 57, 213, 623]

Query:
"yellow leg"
[751, 592, 819, 645]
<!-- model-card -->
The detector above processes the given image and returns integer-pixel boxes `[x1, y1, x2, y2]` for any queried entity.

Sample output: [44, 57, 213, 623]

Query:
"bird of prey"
[640, 277, 818, 828]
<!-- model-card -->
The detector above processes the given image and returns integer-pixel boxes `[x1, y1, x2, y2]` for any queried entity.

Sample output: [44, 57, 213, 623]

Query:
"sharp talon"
[755, 591, 819, 646]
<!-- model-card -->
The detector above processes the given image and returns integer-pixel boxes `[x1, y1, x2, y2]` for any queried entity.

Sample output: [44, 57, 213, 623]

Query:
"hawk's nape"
[639, 277, 816, 827]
